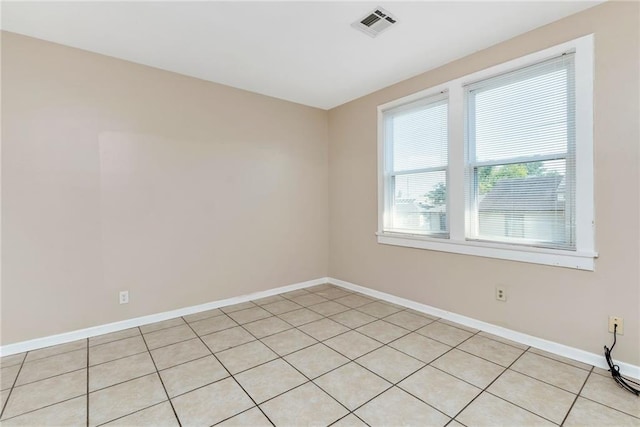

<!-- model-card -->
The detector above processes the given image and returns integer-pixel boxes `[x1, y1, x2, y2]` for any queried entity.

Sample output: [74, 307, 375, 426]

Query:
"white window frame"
[382, 93, 449, 237]
[377, 34, 596, 270]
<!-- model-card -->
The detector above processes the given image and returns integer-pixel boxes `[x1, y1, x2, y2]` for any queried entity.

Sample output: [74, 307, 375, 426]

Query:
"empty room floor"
[1, 284, 638, 426]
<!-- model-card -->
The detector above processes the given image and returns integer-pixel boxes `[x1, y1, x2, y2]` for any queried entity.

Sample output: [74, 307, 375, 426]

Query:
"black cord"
[603, 323, 640, 396]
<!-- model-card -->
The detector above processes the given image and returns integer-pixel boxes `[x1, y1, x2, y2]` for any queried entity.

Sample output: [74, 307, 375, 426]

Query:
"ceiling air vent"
[352, 7, 397, 38]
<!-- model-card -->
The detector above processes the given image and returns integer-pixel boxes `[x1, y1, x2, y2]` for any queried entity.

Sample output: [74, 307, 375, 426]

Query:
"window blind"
[465, 53, 576, 249]
[385, 95, 448, 236]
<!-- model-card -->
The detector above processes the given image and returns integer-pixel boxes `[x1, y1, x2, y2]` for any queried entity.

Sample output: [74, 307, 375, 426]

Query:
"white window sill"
[376, 232, 597, 270]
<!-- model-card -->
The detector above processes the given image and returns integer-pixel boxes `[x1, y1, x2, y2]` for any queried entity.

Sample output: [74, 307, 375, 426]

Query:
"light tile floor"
[1, 284, 639, 426]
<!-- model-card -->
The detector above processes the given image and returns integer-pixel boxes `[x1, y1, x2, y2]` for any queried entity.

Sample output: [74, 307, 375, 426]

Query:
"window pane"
[466, 55, 576, 250]
[469, 55, 574, 162]
[475, 159, 573, 247]
[392, 100, 447, 171]
[391, 171, 447, 235]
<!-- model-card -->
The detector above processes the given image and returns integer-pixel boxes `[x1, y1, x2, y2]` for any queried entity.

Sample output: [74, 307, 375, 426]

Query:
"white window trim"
[377, 34, 597, 270]
[382, 92, 450, 237]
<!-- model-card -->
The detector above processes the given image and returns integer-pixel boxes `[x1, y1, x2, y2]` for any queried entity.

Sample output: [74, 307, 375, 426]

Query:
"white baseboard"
[0, 277, 328, 357]
[327, 277, 640, 380]
[3, 275, 638, 381]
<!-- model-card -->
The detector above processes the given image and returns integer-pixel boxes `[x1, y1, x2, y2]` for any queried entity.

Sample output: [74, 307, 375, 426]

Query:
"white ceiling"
[1, 1, 601, 109]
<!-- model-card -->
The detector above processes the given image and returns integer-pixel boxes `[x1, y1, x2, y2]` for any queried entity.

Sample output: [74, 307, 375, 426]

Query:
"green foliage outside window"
[426, 161, 559, 205]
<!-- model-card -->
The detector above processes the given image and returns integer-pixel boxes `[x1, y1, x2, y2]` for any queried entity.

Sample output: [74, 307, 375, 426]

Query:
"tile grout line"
[182, 307, 227, 322]
[351, 339, 425, 376]
[260, 337, 320, 364]
[417, 331, 502, 391]
[209, 405, 270, 427]
[6, 344, 85, 366]
[251, 301, 347, 346]
[9, 350, 92, 389]
[90, 371, 165, 395]
[472, 332, 531, 352]
[137, 326, 182, 427]
[250, 295, 446, 391]
[451, 419, 470, 427]
[479, 358, 613, 424]
[43, 300, 593, 417]
[220, 301, 259, 313]
[446, 345, 575, 426]
[329, 316, 455, 379]
[1, 345, 90, 422]
[355, 383, 448, 422]
[0, 324, 564, 424]
[89, 335, 146, 352]
[94, 401, 169, 427]
[182, 317, 277, 427]
[568, 370, 640, 421]
[175, 311, 324, 378]
[446, 344, 529, 424]
[5, 286, 622, 426]
[284, 342, 352, 379]
[527, 348, 593, 373]
[83, 306, 264, 351]
[231, 312, 355, 424]
[427, 363, 492, 393]
[325, 310, 454, 417]
[0, 394, 87, 423]
[506, 360, 591, 395]
[559, 366, 594, 426]
[336, 334, 479, 422]
[391, 342, 482, 425]
[330, 412, 372, 427]
[483, 388, 565, 425]
[576, 393, 640, 420]
[372, 329, 495, 424]
[152, 345, 638, 427]
[0, 287, 480, 360]
[448, 343, 531, 374]
[291, 302, 423, 346]
[0, 352, 28, 420]
[88, 350, 147, 369]
[0, 340, 89, 424]
[88, 330, 141, 348]
[335, 322, 476, 423]
[119, 316, 231, 374]
[243, 296, 453, 422]
[155, 373, 227, 401]
[0, 359, 24, 369]
[191, 316, 248, 340]
[84, 300, 430, 374]
[86, 338, 89, 427]
[3, 366, 86, 391]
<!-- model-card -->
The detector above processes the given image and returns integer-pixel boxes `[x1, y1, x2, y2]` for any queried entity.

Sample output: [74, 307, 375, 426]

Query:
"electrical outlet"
[496, 287, 506, 302]
[119, 291, 129, 304]
[608, 316, 623, 335]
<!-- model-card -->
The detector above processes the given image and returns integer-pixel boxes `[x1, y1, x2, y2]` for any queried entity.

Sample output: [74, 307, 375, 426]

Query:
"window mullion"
[448, 84, 465, 241]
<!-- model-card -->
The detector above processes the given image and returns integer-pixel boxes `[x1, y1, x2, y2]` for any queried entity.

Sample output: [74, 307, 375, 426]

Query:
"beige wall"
[328, 1, 640, 364]
[2, 2, 639, 367]
[1, 32, 329, 345]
